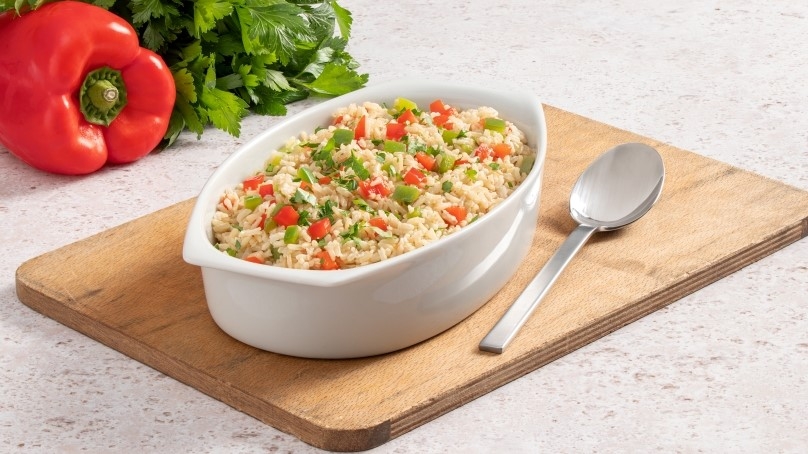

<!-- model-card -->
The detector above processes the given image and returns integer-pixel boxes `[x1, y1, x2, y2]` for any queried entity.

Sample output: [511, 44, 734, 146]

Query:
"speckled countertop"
[2, 1, 807, 452]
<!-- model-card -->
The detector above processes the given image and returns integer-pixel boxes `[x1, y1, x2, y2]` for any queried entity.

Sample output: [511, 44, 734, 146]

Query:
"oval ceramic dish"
[183, 79, 547, 358]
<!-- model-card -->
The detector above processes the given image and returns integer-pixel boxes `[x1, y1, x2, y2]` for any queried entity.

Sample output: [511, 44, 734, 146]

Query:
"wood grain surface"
[16, 106, 808, 451]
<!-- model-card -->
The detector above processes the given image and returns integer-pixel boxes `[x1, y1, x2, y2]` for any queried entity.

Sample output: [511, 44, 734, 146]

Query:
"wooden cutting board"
[16, 106, 808, 452]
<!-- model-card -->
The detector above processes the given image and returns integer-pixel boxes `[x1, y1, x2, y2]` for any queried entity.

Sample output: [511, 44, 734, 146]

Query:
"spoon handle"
[479, 224, 597, 353]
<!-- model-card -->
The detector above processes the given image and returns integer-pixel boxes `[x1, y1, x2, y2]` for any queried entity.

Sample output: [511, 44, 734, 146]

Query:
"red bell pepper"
[273, 205, 300, 227]
[386, 122, 407, 140]
[357, 178, 391, 199]
[0, 1, 176, 175]
[307, 218, 332, 240]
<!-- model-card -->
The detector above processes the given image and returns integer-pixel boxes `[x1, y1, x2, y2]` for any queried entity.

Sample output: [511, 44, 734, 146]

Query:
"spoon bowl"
[570, 142, 665, 230]
[479, 142, 665, 353]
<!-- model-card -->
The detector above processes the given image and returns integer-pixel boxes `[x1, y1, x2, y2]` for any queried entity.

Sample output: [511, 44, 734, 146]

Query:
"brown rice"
[211, 98, 534, 270]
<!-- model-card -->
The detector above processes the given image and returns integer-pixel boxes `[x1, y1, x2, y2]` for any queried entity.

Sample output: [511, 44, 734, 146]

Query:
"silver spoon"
[479, 142, 665, 354]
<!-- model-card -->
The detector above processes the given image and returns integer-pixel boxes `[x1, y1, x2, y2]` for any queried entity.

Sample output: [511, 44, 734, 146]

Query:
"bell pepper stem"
[87, 80, 119, 110]
[79, 67, 128, 126]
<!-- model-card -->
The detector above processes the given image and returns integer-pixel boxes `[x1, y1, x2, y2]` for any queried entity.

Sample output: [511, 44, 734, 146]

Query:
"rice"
[211, 98, 535, 270]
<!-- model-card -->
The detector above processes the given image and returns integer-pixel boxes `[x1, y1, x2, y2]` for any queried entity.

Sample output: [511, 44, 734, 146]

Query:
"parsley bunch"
[3, 0, 369, 147]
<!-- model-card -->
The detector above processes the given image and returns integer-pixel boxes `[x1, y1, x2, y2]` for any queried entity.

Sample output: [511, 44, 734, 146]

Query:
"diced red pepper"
[415, 152, 436, 171]
[315, 251, 339, 270]
[430, 99, 451, 115]
[492, 143, 513, 159]
[318, 176, 332, 185]
[244, 255, 265, 264]
[386, 122, 406, 140]
[433, 114, 451, 127]
[474, 145, 491, 161]
[368, 217, 388, 231]
[445, 205, 467, 225]
[358, 179, 392, 198]
[242, 174, 264, 191]
[397, 109, 418, 125]
[333, 115, 344, 125]
[454, 158, 470, 167]
[273, 205, 299, 227]
[354, 115, 366, 140]
[258, 183, 274, 197]
[258, 213, 267, 229]
[307, 218, 332, 240]
[403, 167, 427, 187]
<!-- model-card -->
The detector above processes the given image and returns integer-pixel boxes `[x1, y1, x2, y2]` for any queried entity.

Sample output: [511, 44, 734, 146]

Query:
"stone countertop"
[2, 1, 806, 452]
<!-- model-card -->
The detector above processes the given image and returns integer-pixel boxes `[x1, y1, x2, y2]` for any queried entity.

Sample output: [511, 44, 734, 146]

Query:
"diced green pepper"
[435, 153, 455, 173]
[407, 206, 422, 218]
[457, 142, 474, 154]
[519, 155, 535, 174]
[392, 185, 420, 204]
[332, 128, 353, 146]
[265, 153, 283, 173]
[383, 140, 406, 153]
[442, 129, 460, 144]
[394, 97, 418, 112]
[244, 194, 262, 210]
[284, 225, 300, 244]
[483, 118, 507, 134]
[263, 219, 277, 233]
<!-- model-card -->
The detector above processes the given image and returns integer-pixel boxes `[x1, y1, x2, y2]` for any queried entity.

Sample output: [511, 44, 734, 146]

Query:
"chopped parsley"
[291, 188, 317, 206]
[343, 153, 370, 180]
[317, 199, 337, 221]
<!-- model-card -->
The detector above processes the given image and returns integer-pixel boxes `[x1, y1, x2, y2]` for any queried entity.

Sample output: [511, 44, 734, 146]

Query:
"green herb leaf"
[193, 0, 233, 37]
[291, 188, 317, 206]
[353, 198, 371, 212]
[298, 167, 316, 185]
[296, 210, 311, 226]
[332, 128, 354, 147]
[201, 86, 249, 137]
[242, 2, 313, 65]
[343, 154, 370, 180]
[303, 62, 369, 96]
[340, 221, 362, 240]
[330, 0, 352, 39]
[336, 177, 358, 191]
[317, 199, 336, 222]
